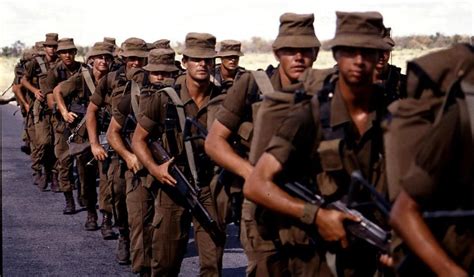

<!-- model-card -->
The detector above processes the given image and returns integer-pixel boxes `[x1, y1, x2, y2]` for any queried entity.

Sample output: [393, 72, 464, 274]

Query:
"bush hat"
[182, 32, 217, 59]
[43, 33, 58, 46]
[121, 37, 148, 58]
[325, 11, 391, 50]
[143, 48, 179, 72]
[57, 38, 77, 52]
[272, 13, 321, 50]
[217, 40, 244, 57]
[87, 42, 114, 59]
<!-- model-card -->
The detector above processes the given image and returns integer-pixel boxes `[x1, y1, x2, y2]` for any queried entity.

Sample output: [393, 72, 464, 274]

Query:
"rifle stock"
[283, 181, 391, 252]
[148, 141, 222, 243]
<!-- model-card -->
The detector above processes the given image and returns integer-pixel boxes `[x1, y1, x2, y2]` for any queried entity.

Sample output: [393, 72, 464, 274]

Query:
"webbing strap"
[130, 81, 140, 117]
[461, 81, 474, 143]
[161, 87, 199, 186]
[35, 56, 48, 74]
[251, 71, 273, 96]
[81, 66, 96, 95]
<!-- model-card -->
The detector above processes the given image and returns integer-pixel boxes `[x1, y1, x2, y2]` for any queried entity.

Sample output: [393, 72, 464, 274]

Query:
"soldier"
[107, 48, 179, 276]
[43, 38, 83, 194]
[132, 32, 225, 276]
[387, 45, 474, 276]
[213, 40, 245, 91]
[245, 11, 394, 276]
[103, 37, 123, 72]
[53, 42, 114, 219]
[85, 37, 147, 262]
[205, 13, 321, 276]
[21, 33, 59, 189]
[374, 27, 407, 101]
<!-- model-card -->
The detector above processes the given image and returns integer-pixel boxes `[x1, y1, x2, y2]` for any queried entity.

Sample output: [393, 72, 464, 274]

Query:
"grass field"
[0, 48, 440, 98]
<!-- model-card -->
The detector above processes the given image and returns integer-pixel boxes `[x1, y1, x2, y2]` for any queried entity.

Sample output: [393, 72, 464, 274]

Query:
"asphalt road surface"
[1, 103, 247, 276]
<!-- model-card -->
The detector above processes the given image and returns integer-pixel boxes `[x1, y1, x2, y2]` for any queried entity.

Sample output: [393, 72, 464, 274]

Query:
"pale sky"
[1, 0, 473, 47]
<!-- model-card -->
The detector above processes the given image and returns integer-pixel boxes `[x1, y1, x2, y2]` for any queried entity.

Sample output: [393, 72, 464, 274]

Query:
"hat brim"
[121, 50, 148, 58]
[43, 42, 58, 46]
[325, 34, 392, 51]
[272, 35, 321, 50]
[217, 51, 244, 57]
[57, 46, 77, 52]
[87, 50, 113, 58]
[182, 49, 216, 59]
[142, 63, 179, 72]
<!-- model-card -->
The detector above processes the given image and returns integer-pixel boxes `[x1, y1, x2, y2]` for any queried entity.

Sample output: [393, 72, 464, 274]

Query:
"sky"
[1, 0, 473, 47]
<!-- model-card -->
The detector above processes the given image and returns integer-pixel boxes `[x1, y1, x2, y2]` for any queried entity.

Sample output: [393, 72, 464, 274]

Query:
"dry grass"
[0, 48, 440, 98]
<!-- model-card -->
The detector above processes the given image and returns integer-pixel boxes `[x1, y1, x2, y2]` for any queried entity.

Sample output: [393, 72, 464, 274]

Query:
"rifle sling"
[161, 87, 199, 186]
[35, 56, 48, 75]
[81, 66, 96, 95]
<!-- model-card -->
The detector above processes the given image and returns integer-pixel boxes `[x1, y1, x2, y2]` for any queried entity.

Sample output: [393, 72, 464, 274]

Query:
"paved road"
[1, 103, 247, 276]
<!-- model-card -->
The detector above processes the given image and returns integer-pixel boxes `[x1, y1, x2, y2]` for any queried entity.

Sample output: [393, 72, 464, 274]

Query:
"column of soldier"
[10, 10, 473, 277]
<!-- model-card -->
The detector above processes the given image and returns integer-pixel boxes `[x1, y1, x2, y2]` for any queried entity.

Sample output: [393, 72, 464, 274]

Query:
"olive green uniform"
[137, 74, 225, 276]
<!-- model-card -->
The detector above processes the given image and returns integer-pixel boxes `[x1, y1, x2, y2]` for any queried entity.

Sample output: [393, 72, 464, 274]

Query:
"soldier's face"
[58, 49, 77, 66]
[92, 55, 112, 72]
[183, 57, 214, 81]
[221, 56, 240, 71]
[275, 47, 317, 83]
[375, 50, 391, 73]
[44, 45, 57, 57]
[335, 47, 379, 86]
[125, 56, 145, 70]
[149, 71, 173, 84]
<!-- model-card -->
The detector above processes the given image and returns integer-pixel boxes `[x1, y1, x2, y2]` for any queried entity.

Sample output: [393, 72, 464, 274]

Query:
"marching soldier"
[213, 40, 245, 91]
[107, 47, 179, 276]
[85, 37, 148, 264]
[245, 11, 394, 276]
[21, 33, 59, 189]
[132, 32, 225, 276]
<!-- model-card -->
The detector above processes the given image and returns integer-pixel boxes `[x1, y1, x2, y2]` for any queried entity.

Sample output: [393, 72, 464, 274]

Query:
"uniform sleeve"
[60, 72, 81, 98]
[41, 68, 57, 95]
[265, 100, 318, 166]
[136, 92, 162, 134]
[401, 104, 461, 206]
[90, 73, 109, 107]
[112, 94, 131, 127]
[24, 60, 36, 81]
[215, 72, 253, 132]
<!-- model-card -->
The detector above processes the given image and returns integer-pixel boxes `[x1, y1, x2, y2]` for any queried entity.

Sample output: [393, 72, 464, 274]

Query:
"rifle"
[148, 140, 222, 243]
[1, 83, 13, 97]
[283, 179, 391, 252]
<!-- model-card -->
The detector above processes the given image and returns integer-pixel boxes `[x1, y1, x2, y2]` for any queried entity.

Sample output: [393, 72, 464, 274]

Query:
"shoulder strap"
[251, 70, 274, 96]
[130, 80, 140, 116]
[35, 56, 48, 74]
[81, 66, 96, 95]
[460, 80, 474, 143]
[160, 87, 199, 186]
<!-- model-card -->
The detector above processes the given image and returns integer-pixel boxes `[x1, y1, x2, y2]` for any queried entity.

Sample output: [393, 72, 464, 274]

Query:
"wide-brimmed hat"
[87, 42, 114, 59]
[272, 13, 321, 50]
[182, 32, 217, 59]
[103, 37, 117, 47]
[142, 48, 179, 72]
[43, 33, 58, 46]
[57, 38, 77, 52]
[121, 37, 148, 58]
[34, 41, 45, 56]
[383, 27, 395, 50]
[325, 11, 391, 50]
[217, 40, 244, 57]
[153, 39, 171, 50]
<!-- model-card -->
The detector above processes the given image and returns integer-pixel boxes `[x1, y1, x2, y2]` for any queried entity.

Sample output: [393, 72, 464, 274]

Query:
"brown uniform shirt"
[42, 60, 82, 95]
[24, 56, 57, 96]
[137, 74, 221, 181]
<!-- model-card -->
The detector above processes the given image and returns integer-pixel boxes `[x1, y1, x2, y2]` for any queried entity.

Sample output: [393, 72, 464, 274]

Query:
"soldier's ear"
[273, 50, 281, 62]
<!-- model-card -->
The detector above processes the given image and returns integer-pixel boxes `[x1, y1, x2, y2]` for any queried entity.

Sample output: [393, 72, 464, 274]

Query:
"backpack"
[384, 44, 474, 202]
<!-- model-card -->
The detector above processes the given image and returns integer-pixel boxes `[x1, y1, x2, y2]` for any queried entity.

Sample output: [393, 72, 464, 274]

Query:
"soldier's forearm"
[21, 76, 37, 93]
[107, 118, 132, 160]
[131, 126, 159, 174]
[390, 190, 464, 276]
[53, 86, 67, 115]
[86, 103, 100, 144]
[12, 84, 27, 107]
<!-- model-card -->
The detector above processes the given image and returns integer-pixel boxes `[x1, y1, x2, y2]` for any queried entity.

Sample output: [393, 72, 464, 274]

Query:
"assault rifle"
[283, 175, 391, 252]
[148, 140, 222, 243]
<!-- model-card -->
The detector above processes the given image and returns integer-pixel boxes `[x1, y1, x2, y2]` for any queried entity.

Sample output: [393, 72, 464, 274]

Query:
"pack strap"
[460, 81, 474, 143]
[161, 87, 199, 186]
[130, 80, 140, 117]
[35, 56, 48, 75]
[81, 66, 96, 95]
[251, 71, 274, 96]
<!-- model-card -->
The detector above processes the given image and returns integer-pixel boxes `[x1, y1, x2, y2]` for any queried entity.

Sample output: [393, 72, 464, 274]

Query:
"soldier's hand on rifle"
[379, 254, 394, 267]
[315, 208, 360, 248]
[91, 142, 108, 161]
[34, 88, 44, 101]
[61, 111, 77, 124]
[125, 153, 142, 174]
[151, 158, 177, 186]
